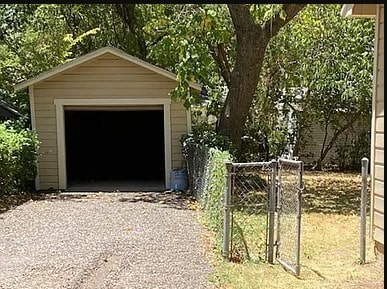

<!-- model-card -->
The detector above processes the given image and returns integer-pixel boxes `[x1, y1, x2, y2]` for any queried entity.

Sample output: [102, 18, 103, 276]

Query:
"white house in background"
[342, 4, 384, 254]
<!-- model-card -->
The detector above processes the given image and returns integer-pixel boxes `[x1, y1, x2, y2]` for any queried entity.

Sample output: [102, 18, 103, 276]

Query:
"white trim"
[54, 98, 172, 190]
[164, 104, 172, 189]
[370, 4, 380, 239]
[65, 105, 163, 111]
[15, 46, 201, 92]
[29, 85, 40, 191]
[29, 86, 36, 131]
[56, 104, 66, 189]
[54, 98, 171, 106]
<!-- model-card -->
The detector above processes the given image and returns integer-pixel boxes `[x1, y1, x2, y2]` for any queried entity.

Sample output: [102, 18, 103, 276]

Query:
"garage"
[65, 108, 165, 189]
[14, 46, 200, 191]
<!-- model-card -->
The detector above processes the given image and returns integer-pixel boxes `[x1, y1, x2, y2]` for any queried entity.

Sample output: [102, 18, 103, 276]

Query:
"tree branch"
[209, 43, 232, 87]
[263, 4, 307, 38]
[228, 4, 261, 38]
[315, 115, 357, 169]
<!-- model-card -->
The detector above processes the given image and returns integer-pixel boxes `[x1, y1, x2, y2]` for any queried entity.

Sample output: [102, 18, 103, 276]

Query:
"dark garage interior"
[65, 109, 165, 187]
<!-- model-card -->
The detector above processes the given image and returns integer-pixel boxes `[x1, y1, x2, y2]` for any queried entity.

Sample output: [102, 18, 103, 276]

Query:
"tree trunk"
[217, 37, 268, 149]
[115, 4, 147, 60]
[217, 4, 306, 150]
[314, 116, 357, 170]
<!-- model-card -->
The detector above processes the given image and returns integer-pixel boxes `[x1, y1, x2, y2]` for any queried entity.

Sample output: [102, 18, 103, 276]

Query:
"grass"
[203, 170, 384, 289]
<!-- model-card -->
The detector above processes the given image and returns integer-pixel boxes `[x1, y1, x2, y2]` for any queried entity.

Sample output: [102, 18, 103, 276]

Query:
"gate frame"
[275, 158, 304, 276]
[221, 158, 304, 276]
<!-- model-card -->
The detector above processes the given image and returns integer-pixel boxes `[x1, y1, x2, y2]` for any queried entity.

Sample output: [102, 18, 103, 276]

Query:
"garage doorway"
[64, 107, 165, 191]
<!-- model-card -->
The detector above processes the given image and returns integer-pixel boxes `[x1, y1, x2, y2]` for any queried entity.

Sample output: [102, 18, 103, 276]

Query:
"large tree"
[2, 4, 306, 150]
[217, 4, 306, 148]
[144, 4, 306, 149]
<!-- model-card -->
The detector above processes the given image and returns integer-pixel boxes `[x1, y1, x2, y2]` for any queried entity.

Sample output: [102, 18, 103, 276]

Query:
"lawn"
[203, 170, 384, 289]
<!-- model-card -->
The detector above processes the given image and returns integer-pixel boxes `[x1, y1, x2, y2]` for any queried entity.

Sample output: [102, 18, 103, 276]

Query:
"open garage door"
[64, 108, 165, 190]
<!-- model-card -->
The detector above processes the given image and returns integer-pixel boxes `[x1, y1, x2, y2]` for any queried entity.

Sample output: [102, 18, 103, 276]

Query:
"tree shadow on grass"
[301, 171, 369, 215]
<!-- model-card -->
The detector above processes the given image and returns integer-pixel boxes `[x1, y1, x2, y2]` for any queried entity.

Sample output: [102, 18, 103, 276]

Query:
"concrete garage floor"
[66, 180, 166, 192]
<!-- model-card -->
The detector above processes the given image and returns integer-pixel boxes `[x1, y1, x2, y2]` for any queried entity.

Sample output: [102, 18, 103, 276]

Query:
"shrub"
[333, 129, 371, 171]
[181, 122, 235, 155]
[0, 123, 39, 195]
[201, 148, 232, 232]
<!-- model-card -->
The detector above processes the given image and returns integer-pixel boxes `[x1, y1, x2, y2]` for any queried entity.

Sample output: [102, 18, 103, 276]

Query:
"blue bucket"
[170, 169, 188, 191]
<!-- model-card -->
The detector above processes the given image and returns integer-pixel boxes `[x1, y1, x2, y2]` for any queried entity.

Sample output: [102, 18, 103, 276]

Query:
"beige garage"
[15, 46, 200, 191]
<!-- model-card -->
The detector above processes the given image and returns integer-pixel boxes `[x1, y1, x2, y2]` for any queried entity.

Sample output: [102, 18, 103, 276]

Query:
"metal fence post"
[222, 161, 233, 260]
[268, 159, 278, 264]
[360, 157, 369, 263]
[295, 161, 304, 277]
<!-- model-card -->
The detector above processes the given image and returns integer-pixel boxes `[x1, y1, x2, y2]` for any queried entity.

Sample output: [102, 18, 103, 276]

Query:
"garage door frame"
[54, 98, 172, 190]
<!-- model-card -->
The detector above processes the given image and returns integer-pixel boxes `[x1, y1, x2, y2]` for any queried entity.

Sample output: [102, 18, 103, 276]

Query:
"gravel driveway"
[0, 192, 214, 289]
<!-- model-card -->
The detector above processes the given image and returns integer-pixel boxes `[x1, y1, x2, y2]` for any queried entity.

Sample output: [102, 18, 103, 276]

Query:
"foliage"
[0, 4, 375, 169]
[183, 143, 232, 254]
[201, 148, 231, 232]
[181, 122, 235, 155]
[333, 127, 371, 171]
[144, 4, 232, 109]
[0, 122, 39, 195]
[261, 4, 374, 167]
[181, 121, 234, 253]
[0, 4, 102, 120]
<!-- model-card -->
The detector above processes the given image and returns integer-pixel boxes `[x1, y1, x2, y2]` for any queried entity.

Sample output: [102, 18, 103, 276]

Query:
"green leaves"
[144, 4, 232, 108]
[0, 123, 39, 195]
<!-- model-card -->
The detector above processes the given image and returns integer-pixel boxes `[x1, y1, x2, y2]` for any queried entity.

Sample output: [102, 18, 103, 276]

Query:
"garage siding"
[372, 4, 384, 248]
[32, 52, 188, 190]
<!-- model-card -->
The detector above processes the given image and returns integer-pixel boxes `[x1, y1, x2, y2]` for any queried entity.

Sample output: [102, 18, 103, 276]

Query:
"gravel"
[0, 192, 215, 289]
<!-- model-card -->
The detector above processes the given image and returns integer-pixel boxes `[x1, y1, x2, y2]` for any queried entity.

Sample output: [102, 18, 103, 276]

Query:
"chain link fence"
[184, 144, 232, 251]
[184, 144, 303, 275]
[184, 144, 211, 201]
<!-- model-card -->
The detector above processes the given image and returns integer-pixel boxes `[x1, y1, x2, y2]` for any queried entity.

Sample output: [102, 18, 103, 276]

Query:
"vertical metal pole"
[276, 160, 282, 260]
[360, 157, 369, 263]
[268, 160, 278, 264]
[295, 161, 304, 277]
[222, 162, 233, 260]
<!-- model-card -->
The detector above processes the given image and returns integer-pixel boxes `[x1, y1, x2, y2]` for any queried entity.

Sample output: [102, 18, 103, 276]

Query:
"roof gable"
[14, 46, 200, 91]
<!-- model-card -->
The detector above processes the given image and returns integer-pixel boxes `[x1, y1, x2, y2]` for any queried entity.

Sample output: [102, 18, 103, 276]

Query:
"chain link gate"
[222, 158, 304, 276]
[276, 159, 304, 276]
[222, 161, 275, 263]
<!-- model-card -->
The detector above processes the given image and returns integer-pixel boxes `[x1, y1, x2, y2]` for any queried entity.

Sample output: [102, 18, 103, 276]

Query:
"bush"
[333, 129, 371, 171]
[0, 123, 39, 195]
[181, 122, 235, 155]
[201, 148, 232, 231]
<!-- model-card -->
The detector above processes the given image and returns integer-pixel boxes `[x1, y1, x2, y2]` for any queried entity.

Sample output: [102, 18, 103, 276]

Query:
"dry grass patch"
[207, 171, 384, 289]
